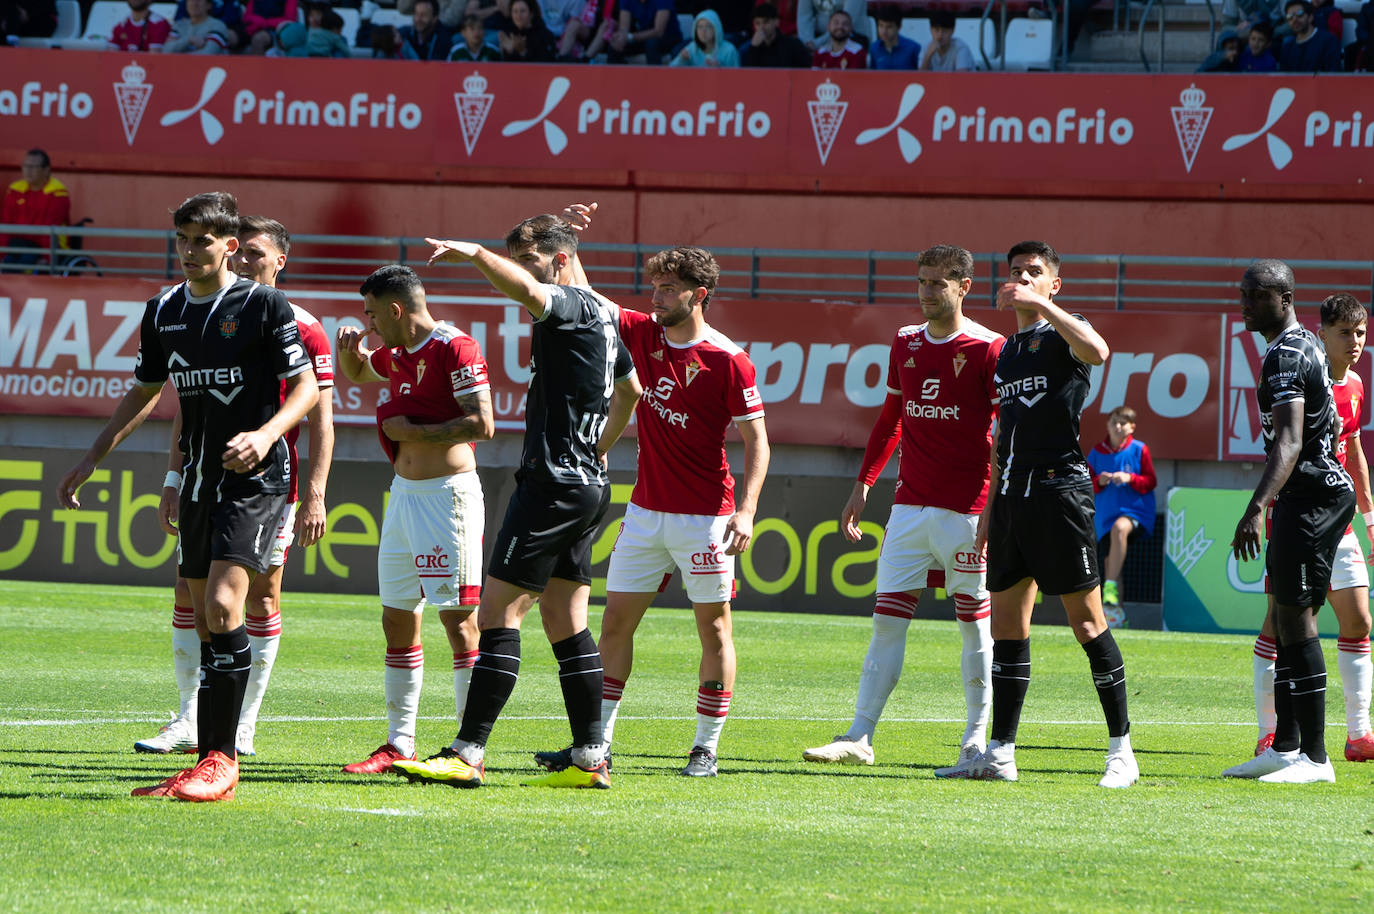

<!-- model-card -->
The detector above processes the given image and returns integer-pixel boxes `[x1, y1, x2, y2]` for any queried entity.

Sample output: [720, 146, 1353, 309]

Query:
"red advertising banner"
[0, 275, 1262, 460]
[2, 49, 1371, 194]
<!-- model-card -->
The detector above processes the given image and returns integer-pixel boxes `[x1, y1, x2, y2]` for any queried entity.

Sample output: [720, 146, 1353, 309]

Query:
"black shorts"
[1266, 488, 1356, 608]
[987, 476, 1099, 596]
[178, 489, 289, 579]
[486, 475, 611, 591]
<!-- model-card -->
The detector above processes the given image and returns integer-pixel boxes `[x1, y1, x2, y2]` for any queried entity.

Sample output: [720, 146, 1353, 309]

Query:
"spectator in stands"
[401, 0, 454, 58]
[1278, 0, 1342, 70]
[537, 0, 584, 39]
[398, 0, 466, 31]
[1240, 18, 1279, 68]
[370, 21, 405, 56]
[1, 148, 70, 273]
[163, 0, 230, 53]
[172, 0, 242, 48]
[672, 8, 740, 66]
[812, 9, 864, 67]
[1222, 0, 1283, 33]
[795, 0, 865, 49]
[108, 0, 173, 51]
[608, 0, 682, 64]
[0, 0, 57, 39]
[869, 4, 920, 70]
[301, 5, 352, 56]
[1088, 406, 1157, 630]
[458, 0, 508, 38]
[741, 2, 809, 66]
[243, 0, 298, 53]
[1197, 29, 1243, 70]
[1312, 0, 1343, 38]
[1352, 1, 1373, 70]
[499, 0, 556, 59]
[556, 0, 615, 60]
[678, 0, 752, 45]
[450, 11, 502, 57]
[920, 10, 974, 71]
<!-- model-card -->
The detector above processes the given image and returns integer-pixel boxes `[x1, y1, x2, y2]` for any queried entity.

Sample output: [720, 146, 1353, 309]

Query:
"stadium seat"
[81, 0, 127, 41]
[337, 6, 360, 45]
[52, 0, 82, 39]
[1343, 17, 1356, 46]
[900, 17, 931, 49]
[1001, 17, 1053, 70]
[371, 8, 410, 28]
[150, 2, 176, 23]
[953, 17, 998, 68]
[678, 12, 693, 38]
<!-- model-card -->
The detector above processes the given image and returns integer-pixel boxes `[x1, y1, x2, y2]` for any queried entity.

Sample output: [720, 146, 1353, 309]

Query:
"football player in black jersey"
[936, 240, 1138, 788]
[56, 192, 317, 801]
[1223, 260, 1355, 784]
[395, 216, 640, 788]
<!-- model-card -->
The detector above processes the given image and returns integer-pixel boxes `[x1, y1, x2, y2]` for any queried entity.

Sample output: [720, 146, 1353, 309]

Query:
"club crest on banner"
[454, 71, 494, 156]
[114, 60, 153, 146]
[807, 79, 847, 165]
[1170, 84, 1212, 174]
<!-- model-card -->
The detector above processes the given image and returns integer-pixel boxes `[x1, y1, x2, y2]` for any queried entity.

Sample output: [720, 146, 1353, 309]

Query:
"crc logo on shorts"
[691, 544, 727, 574]
[953, 551, 985, 573]
[416, 545, 450, 570]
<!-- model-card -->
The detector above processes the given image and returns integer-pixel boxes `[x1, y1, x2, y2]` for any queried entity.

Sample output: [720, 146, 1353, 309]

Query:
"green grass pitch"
[1, 579, 1371, 913]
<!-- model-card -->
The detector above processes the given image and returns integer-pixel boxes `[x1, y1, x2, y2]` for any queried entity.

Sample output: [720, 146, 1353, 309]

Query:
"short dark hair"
[828, 9, 851, 23]
[1109, 405, 1138, 423]
[1320, 292, 1367, 326]
[752, 3, 779, 20]
[171, 191, 239, 237]
[239, 215, 290, 257]
[461, 13, 483, 29]
[359, 264, 425, 309]
[873, 4, 903, 26]
[1249, 19, 1274, 39]
[323, 8, 343, 29]
[1284, 0, 1313, 14]
[1245, 258, 1295, 293]
[1007, 240, 1061, 273]
[25, 148, 51, 168]
[929, 10, 956, 29]
[504, 214, 578, 257]
[917, 244, 974, 281]
[645, 246, 721, 308]
[413, 0, 437, 14]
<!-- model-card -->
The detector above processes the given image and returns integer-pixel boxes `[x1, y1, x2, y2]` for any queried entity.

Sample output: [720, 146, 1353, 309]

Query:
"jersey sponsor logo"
[921, 378, 939, 400]
[905, 400, 960, 420]
[997, 374, 1049, 406]
[450, 363, 486, 390]
[416, 358, 427, 384]
[904, 357, 915, 368]
[160, 323, 188, 332]
[398, 383, 412, 395]
[742, 385, 762, 408]
[691, 543, 727, 573]
[907, 336, 924, 351]
[952, 550, 985, 573]
[953, 352, 967, 377]
[314, 354, 332, 373]
[684, 358, 705, 386]
[218, 316, 238, 338]
[416, 545, 450, 570]
[651, 348, 664, 360]
[643, 376, 689, 428]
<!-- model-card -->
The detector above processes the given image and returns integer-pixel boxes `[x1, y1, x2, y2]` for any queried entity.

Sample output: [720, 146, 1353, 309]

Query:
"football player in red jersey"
[804, 244, 1003, 772]
[335, 265, 494, 776]
[136, 217, 336, 759]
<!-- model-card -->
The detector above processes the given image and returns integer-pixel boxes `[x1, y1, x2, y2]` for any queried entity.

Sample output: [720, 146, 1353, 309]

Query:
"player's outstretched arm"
[297, 392, 335, 548]
[57, 382, 165, 509]
[597, 372, 643, 460]
[222, 370, 319, 474]
[1232, 400, 1303, 561]
[724, 417, 771, 556]
[426, 238, 550, 319]
[381, 390, 496, 445]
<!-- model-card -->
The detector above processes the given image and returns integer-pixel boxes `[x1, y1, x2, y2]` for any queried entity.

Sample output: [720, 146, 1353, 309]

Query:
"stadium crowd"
[3, 0, 1372, 69]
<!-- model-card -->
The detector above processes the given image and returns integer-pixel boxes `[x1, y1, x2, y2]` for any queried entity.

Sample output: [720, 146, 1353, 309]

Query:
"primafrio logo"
[502, 76, 571, 155]
[114, 60, 153, 146]
[1169, 84, 1211, 173]
[454, 71, 494, 156]
[1222, 87, 1296, 170]
[856, 83, 926, 164]
[807, 79, 847, 165]
[159, 66, 228, 145]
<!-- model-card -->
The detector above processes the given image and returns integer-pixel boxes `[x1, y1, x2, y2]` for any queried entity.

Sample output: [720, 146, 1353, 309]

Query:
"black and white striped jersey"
[1258, 323, 1351, 499]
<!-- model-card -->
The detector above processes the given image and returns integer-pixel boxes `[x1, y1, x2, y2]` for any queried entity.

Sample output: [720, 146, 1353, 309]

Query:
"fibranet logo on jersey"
[905, 399, 959, 420]
[642, 377, 689, 428]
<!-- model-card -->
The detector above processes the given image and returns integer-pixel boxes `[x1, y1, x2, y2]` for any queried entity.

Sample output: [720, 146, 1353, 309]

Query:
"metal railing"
[5, 224, 1373, 311]
[1138, 0, 1215, 72]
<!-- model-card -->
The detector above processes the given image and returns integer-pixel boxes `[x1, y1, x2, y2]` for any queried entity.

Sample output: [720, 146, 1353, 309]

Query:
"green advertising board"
[1164, 486, 1359, 635]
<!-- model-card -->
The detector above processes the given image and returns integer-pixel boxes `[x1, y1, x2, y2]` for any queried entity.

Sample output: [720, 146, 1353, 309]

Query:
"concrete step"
[1087, 27, 1216, 64]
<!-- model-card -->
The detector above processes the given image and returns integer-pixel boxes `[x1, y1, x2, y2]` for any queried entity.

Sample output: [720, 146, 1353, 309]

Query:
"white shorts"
[606, 503, 736, 604]
[1330, 528, 1370, 592]
[378, 472, 484, 612]
[876, 504, 988, 599]
[266, 501, 298, 568]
